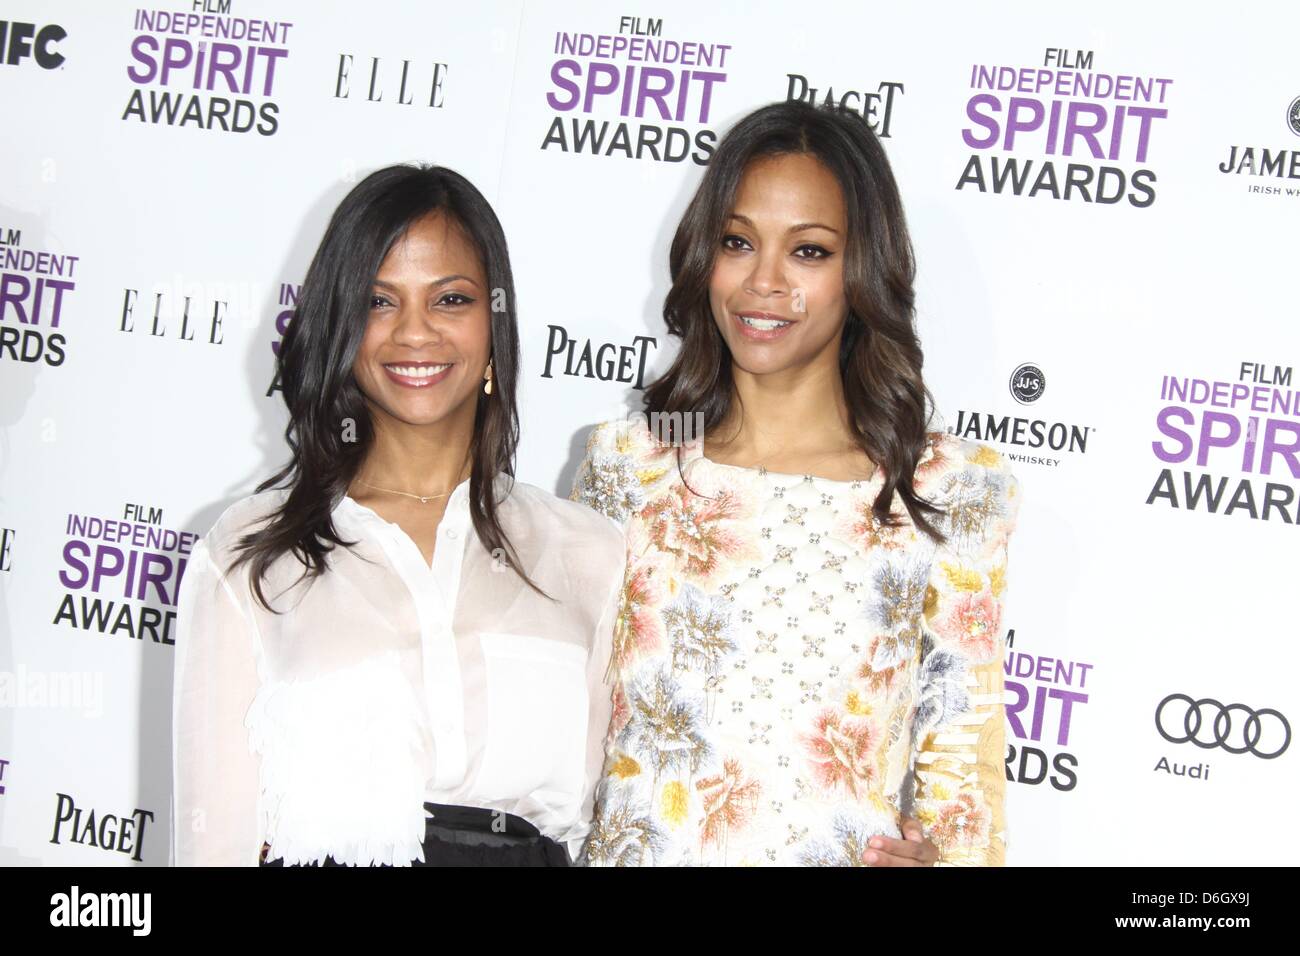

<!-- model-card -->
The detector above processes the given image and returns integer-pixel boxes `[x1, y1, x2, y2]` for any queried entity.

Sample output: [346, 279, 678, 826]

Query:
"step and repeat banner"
[1, 0, 1295, 866]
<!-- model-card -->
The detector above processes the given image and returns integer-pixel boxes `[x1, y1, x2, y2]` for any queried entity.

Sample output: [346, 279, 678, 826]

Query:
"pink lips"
[733, 311, 796, 342]
[382, 362, 454, 388]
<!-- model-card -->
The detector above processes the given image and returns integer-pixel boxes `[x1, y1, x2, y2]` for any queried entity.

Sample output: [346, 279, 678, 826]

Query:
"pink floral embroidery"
[696, 757, 762, 850]
[612, 526, 670, 671]
[642, 480, 758, 587]
[800, 707, 880, 800]
[927, 792, 991, 851]
[933, 588, 1001, 662]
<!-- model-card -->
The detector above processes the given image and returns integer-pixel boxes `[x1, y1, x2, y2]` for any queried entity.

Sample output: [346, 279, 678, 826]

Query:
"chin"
[726, 342, 796, 375]
[371, 394, 454, 426]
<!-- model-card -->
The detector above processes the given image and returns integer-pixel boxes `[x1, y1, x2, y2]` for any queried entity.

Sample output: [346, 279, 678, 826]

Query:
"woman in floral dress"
[571, 100, 1023, 867]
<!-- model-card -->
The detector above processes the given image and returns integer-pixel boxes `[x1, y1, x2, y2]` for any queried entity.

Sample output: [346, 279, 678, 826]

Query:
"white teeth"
[740, 315, 791, 331]
[387, 364, 450, 378]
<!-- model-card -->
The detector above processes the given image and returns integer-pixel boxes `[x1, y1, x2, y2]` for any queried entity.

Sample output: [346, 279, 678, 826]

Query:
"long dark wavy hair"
[228, 164, 541, 612]
[643, 100, 947, 543]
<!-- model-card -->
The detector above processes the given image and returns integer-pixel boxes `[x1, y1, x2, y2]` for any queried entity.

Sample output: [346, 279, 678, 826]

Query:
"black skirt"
[259, 802, 571, 867]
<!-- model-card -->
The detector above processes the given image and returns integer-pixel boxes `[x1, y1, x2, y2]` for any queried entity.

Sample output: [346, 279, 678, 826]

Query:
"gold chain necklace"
[352, 459, 471, 505]
[353, 478, 454, 504]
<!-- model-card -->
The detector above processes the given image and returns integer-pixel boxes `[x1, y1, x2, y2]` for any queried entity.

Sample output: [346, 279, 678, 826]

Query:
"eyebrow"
[728, 213, 840, 235]
[373, 275, 482, 290]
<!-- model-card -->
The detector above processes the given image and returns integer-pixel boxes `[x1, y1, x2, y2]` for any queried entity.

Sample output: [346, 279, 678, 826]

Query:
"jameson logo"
[0, 226, 76, 367]
[949, 364, 1094, 469]
[1216, 96, 1300, 198]
[53, 504, 198, 646]
[957, 48, 1171, 207]
[543, 16, 730, 164]
[1148, 361, 1300, 523]
[123, 1, 293, 135]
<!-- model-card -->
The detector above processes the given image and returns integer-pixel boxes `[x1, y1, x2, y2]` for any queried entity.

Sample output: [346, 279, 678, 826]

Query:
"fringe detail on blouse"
[245, 650, 432, 867]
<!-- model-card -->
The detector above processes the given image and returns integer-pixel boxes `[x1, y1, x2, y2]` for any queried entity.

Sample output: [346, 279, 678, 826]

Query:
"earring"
[483, 359, 493, 395]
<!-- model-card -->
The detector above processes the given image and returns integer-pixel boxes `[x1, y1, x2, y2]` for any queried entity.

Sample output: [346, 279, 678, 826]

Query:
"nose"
[389, 301, 445, 349]
[744, 248, 787, 299]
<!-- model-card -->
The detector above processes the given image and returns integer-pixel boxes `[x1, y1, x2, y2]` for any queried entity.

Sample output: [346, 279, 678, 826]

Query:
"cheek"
[708, 261, 740, 314]
[805, 268, 847, 321]
[464, 307, 493, 357]
[352, 322, 382, 374]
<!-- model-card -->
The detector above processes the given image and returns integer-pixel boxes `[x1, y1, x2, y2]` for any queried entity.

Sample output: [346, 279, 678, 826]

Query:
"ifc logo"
[1009, 363, 1046, 405]
[1288, 96, 1300, 137]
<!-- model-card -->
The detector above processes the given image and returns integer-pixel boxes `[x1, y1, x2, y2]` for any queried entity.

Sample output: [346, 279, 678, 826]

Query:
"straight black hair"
[228, 163, 542, 611]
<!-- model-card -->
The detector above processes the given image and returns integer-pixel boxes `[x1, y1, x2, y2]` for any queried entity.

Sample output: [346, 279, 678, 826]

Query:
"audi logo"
[1155, 694, 1290, 759]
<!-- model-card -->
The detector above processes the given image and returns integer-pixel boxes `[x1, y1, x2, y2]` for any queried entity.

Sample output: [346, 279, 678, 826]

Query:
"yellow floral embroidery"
[988, 562, 1007, 598]
[661, 781, 689, 825]
[636, 466, 669, 486]
[845, 690, 873, 716]
[610, 754, 641, 779]
[941, 561, 984, 592]
[969, 444, 1002, 468]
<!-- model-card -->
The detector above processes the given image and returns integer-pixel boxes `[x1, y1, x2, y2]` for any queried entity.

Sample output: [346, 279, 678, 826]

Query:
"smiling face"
[708, 151, 850, 378]
[351, 211, 491, 430]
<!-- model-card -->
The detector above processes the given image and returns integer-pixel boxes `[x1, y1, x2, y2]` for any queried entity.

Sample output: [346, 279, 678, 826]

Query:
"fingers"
[865, 835, 926, 865]
[900, 816, 925, 842]
[865, 818, 941, 866]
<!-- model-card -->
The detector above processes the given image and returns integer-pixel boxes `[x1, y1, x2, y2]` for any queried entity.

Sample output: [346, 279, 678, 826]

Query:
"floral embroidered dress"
[570, 416, 1022, 866]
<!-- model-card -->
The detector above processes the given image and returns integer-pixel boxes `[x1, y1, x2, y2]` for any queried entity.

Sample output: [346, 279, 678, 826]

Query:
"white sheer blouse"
[170, 475, 624, 866]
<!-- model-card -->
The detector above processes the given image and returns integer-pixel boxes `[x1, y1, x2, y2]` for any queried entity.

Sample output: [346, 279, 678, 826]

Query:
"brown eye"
[722, 234, 751, 251]
[794, 244, 830, 260]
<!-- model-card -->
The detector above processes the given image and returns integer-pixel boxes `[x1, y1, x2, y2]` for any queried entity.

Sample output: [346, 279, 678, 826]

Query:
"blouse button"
[445, 529, 457, 539]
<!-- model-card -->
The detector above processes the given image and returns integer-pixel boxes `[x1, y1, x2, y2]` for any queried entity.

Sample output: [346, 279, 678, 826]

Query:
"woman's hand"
[864, 815, 940, 866]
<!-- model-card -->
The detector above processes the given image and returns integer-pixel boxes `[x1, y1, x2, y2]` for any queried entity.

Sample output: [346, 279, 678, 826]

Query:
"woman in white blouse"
[171, 164, 624, 867]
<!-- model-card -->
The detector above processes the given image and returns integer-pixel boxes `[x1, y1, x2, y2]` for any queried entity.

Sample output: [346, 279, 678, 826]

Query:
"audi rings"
[1155, 694, 1290, 759]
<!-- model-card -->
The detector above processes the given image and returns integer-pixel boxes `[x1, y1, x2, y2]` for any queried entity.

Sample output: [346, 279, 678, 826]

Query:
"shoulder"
[578, 416, 662, 462]
[500, 479, 626, 605]
[571, 417, 683, 524]
[199, 487, 290, 562]
[918, 432, 1022, 536]
[918, 431, 1018, 493]
[501, 478, 624, 555]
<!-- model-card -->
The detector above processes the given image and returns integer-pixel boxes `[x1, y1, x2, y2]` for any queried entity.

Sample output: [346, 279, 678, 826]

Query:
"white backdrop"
[1, 0, 1296, 865]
